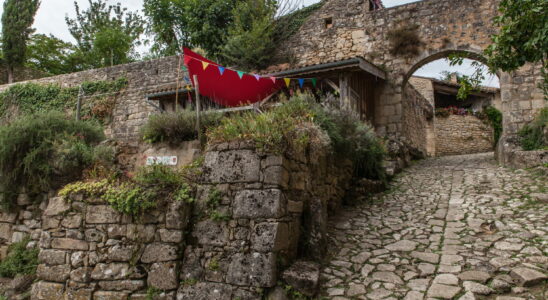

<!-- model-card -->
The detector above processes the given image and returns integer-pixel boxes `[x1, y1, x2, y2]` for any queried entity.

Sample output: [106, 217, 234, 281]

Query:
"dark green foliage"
[0, 77, 128, 120]
[1, 0, 40, 83]
[222, 0, 277, 71]
[143, 0, 187, 57]
[0, 111, 104, 207]
[25, 34, 83, 75]
[484, 106, 503, 145]
[0, 237, 39, 278]
[141, 109, 223, 145]
[273, 1, 324, 42]
[519, 108, 548, 150]
[66, 0, 145, 68]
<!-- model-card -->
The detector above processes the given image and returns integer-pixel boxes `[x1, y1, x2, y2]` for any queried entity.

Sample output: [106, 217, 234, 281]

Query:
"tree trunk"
[7, 65, 14, 84]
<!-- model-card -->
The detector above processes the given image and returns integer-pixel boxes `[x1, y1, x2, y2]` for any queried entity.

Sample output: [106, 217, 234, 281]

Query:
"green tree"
[25, 34, 82, 75]
[143, 0, 188, 57]
[1, 0, 40, 83]
[485, 0, 548, 98]
[222, 0, 278, 71]
[144, 0, 244, 59]
[66, 0, 145, 68]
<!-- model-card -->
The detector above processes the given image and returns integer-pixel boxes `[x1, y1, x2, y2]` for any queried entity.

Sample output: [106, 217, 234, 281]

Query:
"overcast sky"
[0, 0, 498, 87]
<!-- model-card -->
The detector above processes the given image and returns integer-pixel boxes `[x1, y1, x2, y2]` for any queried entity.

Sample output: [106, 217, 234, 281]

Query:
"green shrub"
[484, 106, 503, 145]
[102, 183, 157, 216]
[519, 108, 548, 150]
[208, 93, 387, 180]
[0, 237, 39, 278]
[0, 111, 104, 207]
[92, 144, 116, 167]
[141, 109, 223, 145]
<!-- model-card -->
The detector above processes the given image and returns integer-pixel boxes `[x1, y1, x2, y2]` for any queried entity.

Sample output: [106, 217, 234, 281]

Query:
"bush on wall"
[0, 111, 104, 208]
[141, 109, 223, 145]
[519, 108, 548, 150]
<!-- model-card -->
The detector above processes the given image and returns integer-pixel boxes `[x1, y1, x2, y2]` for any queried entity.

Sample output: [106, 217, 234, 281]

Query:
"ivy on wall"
[0, 77, 128, 123]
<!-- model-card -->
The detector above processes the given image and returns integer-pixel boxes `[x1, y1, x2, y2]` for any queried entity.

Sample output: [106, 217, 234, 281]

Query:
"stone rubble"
[319, 153, 548, 299]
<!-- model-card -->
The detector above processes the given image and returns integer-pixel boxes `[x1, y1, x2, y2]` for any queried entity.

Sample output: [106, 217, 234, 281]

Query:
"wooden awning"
[268, 57, 386, 80]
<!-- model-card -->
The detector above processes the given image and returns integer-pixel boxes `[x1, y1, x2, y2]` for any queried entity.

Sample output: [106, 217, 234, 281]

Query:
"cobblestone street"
[321, 153, 547, 300]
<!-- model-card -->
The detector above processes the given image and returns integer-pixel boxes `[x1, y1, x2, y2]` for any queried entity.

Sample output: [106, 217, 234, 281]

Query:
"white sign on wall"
[146, 156, 178, 166]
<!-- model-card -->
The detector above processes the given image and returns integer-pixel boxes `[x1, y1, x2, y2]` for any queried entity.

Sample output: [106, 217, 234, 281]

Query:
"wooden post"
[76, 85, 83, 121]
[175, 55, 182, 112]
[339, 73, 350, 111]
[193, 75, 202, 141]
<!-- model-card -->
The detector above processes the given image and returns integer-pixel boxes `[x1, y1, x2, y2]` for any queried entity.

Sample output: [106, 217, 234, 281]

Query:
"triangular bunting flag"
[237, 71, 245, 79]
[218, 66, 226, 76]
[298, 78, 305, 88]
[284, 78, 291, 87]
[253, 74, 261, 81]
[311, 78, 317, 87]
[202, 61, 210, 70]
[270, 77, 277, 84]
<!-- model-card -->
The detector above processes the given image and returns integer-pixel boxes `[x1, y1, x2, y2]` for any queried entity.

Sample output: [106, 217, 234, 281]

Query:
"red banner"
[183, 48, 285, 107]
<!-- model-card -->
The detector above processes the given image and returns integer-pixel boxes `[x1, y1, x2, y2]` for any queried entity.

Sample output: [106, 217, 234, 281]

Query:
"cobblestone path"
[320, 153, 547, 300]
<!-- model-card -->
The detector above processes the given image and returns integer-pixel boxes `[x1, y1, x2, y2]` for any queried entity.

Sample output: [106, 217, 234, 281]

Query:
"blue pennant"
[218, 66, 226, 76]
[298, 78, 305, 88]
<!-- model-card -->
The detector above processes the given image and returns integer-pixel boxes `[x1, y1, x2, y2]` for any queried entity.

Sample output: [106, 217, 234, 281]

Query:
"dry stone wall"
[32, 195, 190, 300]
[1, 140, 353, 300]
[0, 56, 180, 141]
[178, 141, 352, 299]
[402, 84, 434, 157]
[435, 115, 494, 156]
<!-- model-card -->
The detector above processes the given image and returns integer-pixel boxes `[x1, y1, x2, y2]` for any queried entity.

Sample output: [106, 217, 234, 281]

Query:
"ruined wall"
[1, 140, 352, 300]
[408, 77, 435, 106]
[402, 84, 434, 156]
[280, 0, 545, 145]
[31, 195, 190, 300]
[179, 141, 352, 299]
[435, 115, 494, 156]
[0, 56, 180, 141]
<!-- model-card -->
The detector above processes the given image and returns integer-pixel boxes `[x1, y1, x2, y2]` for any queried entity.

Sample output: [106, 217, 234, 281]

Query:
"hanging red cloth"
[183, 48, 285, 107]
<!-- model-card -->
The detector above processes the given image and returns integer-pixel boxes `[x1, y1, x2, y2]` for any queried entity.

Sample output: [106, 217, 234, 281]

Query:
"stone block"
[166, 201, 190, 230]
[158, 229, 183, 243]
[510, 267, 547, 287]
[148, 262, 179, 290]
[85, 205, 121, 224]
[36, 264, 71, 282]
[31, 281, 64, 300]
[70, 267, 92, 283]
[263, 166, 289, 188]
[61, 214, 83, 229]
[98, 280, 145, 291]
[0, 211, 18, 223]
[44, 197, 71, 216]
[0, 223, 12, 240]
[193, 220, 229, 247]
[91, 263, 131, 280]
[251, 222, 290, 252]
[38, 249, 67, 265]
[141, 243, 179, 263]
[233, 189, 285, 219]
[107, 244, 137, 262]
[51, 238, 89, 251]
[282, 261, 320, 297]
[64, 288, 93, 300]
[93, 291, 129, 300]
[227, 252, 276, 287]
[126, 225, 155, 242]
[203, 150, 261, 183]
[177, 282, 233, 300]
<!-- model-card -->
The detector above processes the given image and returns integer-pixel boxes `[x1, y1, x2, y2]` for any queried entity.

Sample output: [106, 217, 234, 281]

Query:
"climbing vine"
[0, 77, 128, 123]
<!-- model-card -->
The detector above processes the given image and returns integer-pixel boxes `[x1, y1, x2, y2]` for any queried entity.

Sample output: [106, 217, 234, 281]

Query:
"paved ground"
[320, 153, 547, 300]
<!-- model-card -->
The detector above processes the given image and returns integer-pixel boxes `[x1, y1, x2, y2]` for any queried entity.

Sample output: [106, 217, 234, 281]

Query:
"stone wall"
[179, 141, 352, 299]
[278, 0, 546, 149]
[31, 194, 190, 300]
[402, 84, 434, 156]
[0, 56, 180, 141]
[435, 115, 494, 156]
[3, 140, 353, 300]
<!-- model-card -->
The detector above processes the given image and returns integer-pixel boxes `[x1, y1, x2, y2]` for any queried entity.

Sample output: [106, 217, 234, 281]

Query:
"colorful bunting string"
[182, 54, 318, 88]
